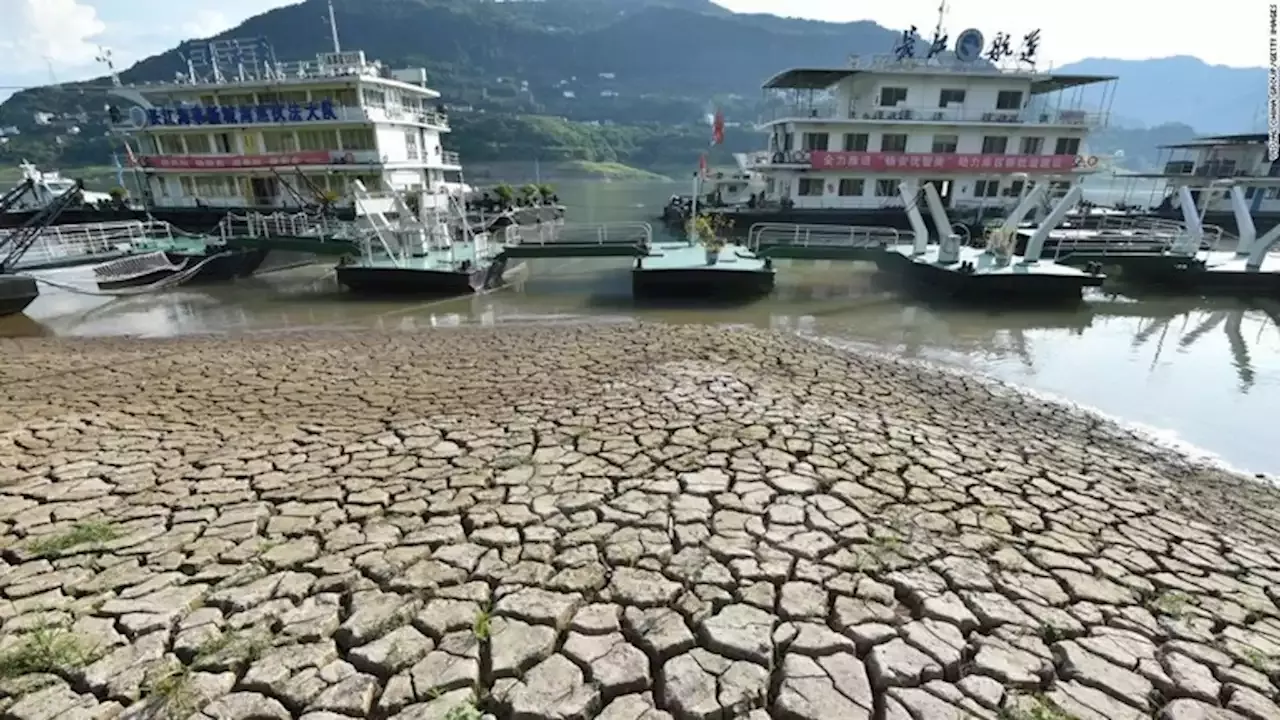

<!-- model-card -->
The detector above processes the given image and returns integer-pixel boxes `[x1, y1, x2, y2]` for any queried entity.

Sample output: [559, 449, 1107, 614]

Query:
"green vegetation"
[26, 521, 121, 557]
[0, 0, 1214, 178]
[0, 625, 102, 679]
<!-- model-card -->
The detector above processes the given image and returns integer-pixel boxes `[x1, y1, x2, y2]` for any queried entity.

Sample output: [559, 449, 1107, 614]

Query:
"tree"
[493, 183, 515, 209]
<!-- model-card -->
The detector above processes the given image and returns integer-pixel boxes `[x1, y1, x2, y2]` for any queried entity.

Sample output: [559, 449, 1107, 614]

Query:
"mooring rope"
[22, 253, 231, 297]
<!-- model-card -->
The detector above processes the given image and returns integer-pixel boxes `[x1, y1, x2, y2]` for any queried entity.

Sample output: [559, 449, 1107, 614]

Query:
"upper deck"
[760, 55, 1114, 130]
[109, 46, 448, 134]
[1137, 134, 1279, 180]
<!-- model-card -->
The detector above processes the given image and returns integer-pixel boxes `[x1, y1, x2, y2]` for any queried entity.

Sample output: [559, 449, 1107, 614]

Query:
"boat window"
[257, 92, 281, 105]
[878, 87, 908, 107]
[341, 128, 376, 150]
[980, 136, 1009, 155]
[874, 179, 898, 197]
[1019, 136, 1044, 155]
[332, 88, 359, 106]
[939, 89, 966, 107]
[1054, 137, 1081, 156]
[213, 133, 234, 154]
[838, 179, 864, 196]
[1004, 180, 1025, 197]
[263, 131, 299, 153]
[996, 91, 1024, 110]
[797, 178, 824, 196]
[158, 135, 186, 155]
[801, 133, 829, 151]
[405, 130, 421, 160]
[362, 88, 386, 107]
[185, 133, 212, 154]
[974, 180, 1000, 198]
[842, 133, 869, 152]
[880, 134, 908, 153]
[931, 135, 958, 154]
[298, 130, 337, 152]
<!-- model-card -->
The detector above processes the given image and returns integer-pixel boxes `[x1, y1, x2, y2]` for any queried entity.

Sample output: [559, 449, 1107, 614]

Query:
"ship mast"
[327, 0, 342, 53]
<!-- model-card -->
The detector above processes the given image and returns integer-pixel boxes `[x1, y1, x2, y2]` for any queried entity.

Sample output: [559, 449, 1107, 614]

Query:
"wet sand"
[1, 324, 1279, 720]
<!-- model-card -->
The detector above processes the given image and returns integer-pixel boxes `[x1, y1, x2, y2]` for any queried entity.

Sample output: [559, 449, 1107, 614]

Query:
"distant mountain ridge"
[0, 0, 1265, 173]
[1056, 56, 1265, 134]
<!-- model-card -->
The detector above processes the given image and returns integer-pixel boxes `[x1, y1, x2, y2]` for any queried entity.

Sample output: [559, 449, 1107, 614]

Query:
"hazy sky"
[0, 0, 1269, 98]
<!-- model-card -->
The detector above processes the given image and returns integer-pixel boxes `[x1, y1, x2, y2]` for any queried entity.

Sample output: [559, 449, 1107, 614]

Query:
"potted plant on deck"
[688, 214, 731, 266]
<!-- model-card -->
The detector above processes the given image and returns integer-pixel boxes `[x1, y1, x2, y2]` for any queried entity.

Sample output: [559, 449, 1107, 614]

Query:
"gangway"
[215, 211, 359, 256]
[746, 223, 902, 261]
[498, 222, 652, 259]
[9, 219, 174, 271]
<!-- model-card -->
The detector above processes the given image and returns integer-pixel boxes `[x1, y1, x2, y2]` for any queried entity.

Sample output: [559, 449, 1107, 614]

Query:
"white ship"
[2, 161, 112, 213]
[1127, 133, 1280, 236]
[100, 3, 514, 229]
[714, 24, 1116, 235]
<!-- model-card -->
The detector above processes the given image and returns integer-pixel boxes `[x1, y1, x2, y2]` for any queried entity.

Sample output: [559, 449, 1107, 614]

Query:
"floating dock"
[633, 241, 774, 298]
[876, 180, 1103, 305]
[1051, 184, 1280, 298]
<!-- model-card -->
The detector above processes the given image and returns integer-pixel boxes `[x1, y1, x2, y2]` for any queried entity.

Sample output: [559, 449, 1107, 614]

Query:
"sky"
[0, 0, 1270, 100]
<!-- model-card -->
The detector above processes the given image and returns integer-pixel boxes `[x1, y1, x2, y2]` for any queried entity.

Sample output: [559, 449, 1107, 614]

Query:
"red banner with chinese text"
[808, 151, 1078, 173]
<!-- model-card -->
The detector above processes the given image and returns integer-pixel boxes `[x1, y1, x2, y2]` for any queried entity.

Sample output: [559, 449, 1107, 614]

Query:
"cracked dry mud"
[1, 323, 1279, 720]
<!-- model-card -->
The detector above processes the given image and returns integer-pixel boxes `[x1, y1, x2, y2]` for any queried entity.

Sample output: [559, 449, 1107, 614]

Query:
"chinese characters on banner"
[134, 151, 333, 169]
[808, 152, 1077, 172]
[144, 99, 340, 127]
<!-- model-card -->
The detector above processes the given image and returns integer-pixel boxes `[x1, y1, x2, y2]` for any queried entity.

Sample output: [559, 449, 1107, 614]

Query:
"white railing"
[746, 223, 906, 252]
[1050, 215, 1231, 261]
[762, 104, 1106, 126]
[216, 211, 351, 242]
[441, 151, 461, 166]
[503, 222, 652, 247]
[7, 220, 179, 269]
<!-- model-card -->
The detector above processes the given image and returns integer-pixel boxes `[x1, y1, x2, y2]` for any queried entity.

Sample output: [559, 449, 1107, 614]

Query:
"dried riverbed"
[1, 323, 1279, 720]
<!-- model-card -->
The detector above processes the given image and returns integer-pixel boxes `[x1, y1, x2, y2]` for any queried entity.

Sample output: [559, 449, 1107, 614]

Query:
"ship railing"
[5, 219, 178, 268]
[216, 210, 350, 243]
[502, 222, 653, 247]
[746, 223, 903, 252]
[1050, 216, 1232, 261]
[760, 103, 1106, 126]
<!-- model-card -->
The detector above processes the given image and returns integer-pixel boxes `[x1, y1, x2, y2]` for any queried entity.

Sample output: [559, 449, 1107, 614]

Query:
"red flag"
[698, 153, 707, 177]
[712, 109, 725, 146]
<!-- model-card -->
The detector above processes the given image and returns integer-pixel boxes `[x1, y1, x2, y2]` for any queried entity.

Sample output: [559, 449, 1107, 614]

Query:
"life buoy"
[1086, 156, 1098, 168]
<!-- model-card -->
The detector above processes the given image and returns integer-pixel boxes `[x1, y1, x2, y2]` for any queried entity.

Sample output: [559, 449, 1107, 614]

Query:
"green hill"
[0, 0, 1236, 176]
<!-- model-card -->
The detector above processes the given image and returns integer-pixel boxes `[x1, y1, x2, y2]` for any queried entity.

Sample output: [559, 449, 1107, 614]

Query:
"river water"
[3, 179, 1278, 476]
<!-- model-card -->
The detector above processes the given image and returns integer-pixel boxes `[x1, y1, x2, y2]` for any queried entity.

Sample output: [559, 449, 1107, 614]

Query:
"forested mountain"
[0, 0, 1257, 175]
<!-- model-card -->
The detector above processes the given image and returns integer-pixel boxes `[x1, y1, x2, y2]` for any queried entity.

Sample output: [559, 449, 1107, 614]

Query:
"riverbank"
[1, 324, 1278, 720]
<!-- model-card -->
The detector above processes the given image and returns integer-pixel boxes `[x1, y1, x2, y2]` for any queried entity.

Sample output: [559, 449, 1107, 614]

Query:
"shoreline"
[2, 324, 1279, 719]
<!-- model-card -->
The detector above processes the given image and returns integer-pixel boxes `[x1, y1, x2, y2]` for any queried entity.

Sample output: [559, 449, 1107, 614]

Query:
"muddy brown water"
[2, 180, 1277, 476]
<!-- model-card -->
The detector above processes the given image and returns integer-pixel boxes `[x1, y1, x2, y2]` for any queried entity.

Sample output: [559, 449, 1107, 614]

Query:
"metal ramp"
[499, 222, 652, 258]
[216, 211, 359, 256]
[747, 223, 905, 261]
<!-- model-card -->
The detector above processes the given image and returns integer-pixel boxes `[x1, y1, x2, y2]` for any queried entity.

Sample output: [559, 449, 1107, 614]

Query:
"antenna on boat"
[327, 0, 342, 54]
[933, 0, 947, 46]
[95, 47, 121, 87]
